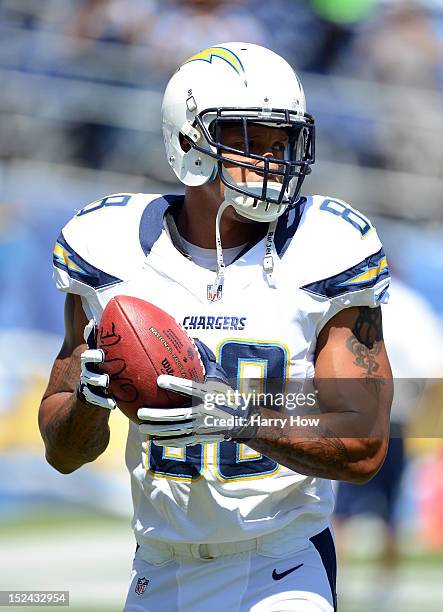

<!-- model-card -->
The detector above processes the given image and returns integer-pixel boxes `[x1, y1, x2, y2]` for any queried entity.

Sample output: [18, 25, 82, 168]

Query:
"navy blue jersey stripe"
[139, 195, 184, 257]
[274, 197, 307, 258]
[310, 528, 337, 611]
[301, 247, 389, 299]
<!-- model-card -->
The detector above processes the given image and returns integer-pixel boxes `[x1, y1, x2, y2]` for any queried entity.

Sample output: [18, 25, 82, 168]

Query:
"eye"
[272, 142, 288, 155]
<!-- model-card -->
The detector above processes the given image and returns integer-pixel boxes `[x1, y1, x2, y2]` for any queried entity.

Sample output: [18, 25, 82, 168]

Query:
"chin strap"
[263, 218, 278, 289]
[208, 199, 230, 302]
[208, 201, 279, 301]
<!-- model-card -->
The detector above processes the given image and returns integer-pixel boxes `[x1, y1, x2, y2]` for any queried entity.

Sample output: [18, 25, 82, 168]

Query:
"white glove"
[138, 340, 257, 447]
[77, 319, 116, 410]
[138, 378, 239, 446]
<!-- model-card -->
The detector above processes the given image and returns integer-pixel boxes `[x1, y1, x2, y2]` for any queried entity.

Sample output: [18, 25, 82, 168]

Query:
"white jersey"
[53, 192, 390, 545]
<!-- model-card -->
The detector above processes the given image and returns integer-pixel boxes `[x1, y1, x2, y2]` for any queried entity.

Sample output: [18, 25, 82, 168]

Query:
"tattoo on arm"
[43, 294, 87, 399]
[43, 392, 110, 465]
[346, 307, 383, 376]
[252, 425, 352, 479]
[39, 294, 110, 471]
[289, 428, 351, 468]
[352, 306, 382, 348]
[249, 308, 390, 478]
[47, 346, 83, 395]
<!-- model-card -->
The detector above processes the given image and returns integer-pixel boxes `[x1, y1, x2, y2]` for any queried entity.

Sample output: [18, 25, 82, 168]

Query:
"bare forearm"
[40, 391, 110, 473]
[244, 307, 392, 483]
[244, 408, 386, 483]
[39, 331, 111, 473]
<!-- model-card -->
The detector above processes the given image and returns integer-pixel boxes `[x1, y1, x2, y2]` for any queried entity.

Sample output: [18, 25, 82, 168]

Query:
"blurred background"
[1, 0, 443, 610]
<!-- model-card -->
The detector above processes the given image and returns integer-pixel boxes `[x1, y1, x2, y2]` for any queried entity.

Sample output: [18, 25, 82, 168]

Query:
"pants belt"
[137, 521, 330, 562]
[186, 540, 257, 559]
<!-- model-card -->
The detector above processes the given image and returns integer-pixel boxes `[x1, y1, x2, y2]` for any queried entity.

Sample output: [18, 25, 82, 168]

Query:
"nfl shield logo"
[135, 577, 149, 595]
[207, 284, 223, 302]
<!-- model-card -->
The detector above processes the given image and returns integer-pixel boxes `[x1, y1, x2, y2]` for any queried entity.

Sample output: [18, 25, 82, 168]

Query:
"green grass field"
[2, 507, 443, 612]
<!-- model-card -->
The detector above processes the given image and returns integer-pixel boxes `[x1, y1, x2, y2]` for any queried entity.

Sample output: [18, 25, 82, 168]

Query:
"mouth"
[225, 164, 284, 186]
[252, 172, 283, 185]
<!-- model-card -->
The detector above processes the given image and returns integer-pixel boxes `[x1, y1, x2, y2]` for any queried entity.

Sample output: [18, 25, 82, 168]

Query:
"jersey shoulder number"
[296, 196, 390, 307]
[319, 197, 373, 238]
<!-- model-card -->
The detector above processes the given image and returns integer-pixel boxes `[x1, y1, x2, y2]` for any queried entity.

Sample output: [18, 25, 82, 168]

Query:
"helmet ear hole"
[179, 133, 192, 153]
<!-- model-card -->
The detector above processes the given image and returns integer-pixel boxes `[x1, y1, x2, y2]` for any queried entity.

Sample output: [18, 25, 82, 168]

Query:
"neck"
[176, 185, 267, 249]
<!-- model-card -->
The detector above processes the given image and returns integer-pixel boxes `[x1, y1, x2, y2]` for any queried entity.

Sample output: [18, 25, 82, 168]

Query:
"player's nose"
[250, 153, 283, 181]
[252, 152, 278, 168]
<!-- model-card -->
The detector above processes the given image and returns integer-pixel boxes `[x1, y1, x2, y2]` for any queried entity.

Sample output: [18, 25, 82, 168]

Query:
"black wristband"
[76, 383, 90, 406]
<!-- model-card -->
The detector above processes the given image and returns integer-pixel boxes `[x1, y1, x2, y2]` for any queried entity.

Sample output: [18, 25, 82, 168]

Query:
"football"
[97, 295, 204, 423]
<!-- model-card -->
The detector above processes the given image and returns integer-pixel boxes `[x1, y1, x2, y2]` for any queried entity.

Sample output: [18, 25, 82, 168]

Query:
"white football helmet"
[161, 42, 315, 223]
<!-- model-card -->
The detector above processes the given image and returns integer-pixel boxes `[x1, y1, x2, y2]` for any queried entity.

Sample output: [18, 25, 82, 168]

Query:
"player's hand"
[137, 339, 257, 446]
[77, 319, 116, 410]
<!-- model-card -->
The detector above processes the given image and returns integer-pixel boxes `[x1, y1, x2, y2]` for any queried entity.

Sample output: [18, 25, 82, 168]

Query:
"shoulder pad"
[52, 193, 167, 295]
[287, 195, 390, 307]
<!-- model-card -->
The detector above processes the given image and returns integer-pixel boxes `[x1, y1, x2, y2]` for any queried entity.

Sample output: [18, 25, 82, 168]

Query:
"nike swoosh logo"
[272, 563, 304, 581]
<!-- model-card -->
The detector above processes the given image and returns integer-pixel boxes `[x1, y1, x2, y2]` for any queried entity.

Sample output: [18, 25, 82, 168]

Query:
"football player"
[39, 43, 392, 611]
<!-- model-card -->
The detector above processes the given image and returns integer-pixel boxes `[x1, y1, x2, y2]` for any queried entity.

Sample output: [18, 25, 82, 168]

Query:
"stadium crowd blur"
[2, 0, 443, 178]
[1, 1, 443, 608]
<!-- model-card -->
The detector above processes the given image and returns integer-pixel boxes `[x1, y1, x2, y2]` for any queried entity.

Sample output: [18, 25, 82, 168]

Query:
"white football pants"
[123, 527, 336, 611]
